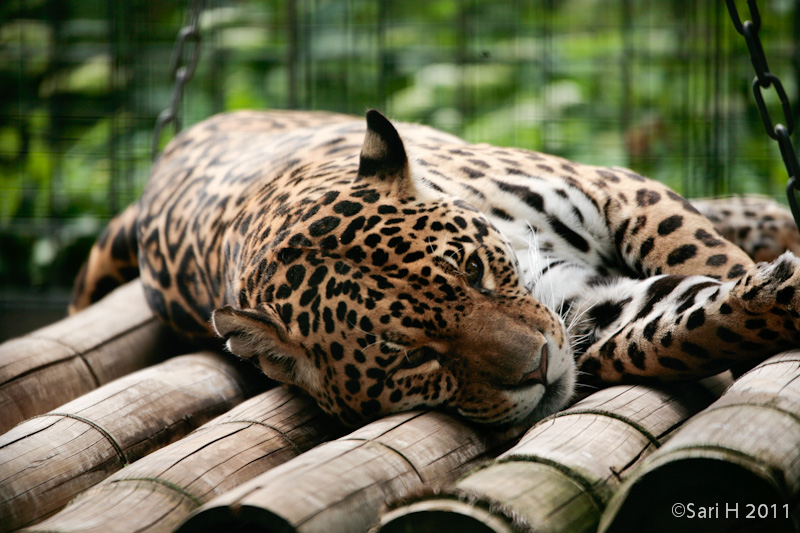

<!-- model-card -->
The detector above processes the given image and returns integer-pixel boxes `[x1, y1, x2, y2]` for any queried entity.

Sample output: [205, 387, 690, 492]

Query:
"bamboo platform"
[0, 281, 185, 433]
[2, 287, 800, 532]
[599, 350, 800, 533]
[176, 410, 524, 533]
[376, 381, 724, 533]
[0, 351, 250, 531]
[25, 387, 342, 533]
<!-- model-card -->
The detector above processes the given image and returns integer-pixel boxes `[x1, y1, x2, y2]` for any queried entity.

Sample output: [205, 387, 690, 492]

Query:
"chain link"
[725, 0, 800, 230]
[151, 0, 205, 160]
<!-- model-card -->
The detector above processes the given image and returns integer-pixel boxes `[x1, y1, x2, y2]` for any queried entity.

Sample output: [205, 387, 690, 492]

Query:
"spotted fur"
[71, 109, 800, 427]
[691, 195, 800, 262]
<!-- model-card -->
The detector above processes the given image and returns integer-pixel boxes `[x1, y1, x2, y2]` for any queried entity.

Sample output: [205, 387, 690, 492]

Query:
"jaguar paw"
[735, 252, 800, 314]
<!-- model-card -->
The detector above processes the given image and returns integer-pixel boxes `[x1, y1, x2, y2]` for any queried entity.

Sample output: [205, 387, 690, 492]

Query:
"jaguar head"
[213, 110, 575, 426]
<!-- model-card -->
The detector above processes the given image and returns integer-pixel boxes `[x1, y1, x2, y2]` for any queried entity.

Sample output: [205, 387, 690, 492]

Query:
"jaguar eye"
[464, 251, 484, 287]
[397, 347, 439, 370]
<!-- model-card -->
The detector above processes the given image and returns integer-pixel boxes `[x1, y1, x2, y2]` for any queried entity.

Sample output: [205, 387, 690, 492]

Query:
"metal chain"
[151, 0, 205, 160]
[726, 0, 800, 230]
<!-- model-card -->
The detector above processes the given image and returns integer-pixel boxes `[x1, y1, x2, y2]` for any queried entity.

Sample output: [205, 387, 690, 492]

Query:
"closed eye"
[396, 346, 440, 370]
[434, 254, 460, 275]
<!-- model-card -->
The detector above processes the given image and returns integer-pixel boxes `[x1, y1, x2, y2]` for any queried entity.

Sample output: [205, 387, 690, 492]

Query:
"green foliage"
[0, 0, 798, 289]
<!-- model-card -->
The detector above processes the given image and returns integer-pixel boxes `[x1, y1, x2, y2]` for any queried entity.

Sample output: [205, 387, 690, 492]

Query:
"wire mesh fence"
[0, 0, 798, 339]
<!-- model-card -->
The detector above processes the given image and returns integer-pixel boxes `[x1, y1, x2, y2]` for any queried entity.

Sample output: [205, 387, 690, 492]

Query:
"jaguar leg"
[691, 196, 800, 262]
[572, 252, 800, 384]
[599, 174, 756, 280]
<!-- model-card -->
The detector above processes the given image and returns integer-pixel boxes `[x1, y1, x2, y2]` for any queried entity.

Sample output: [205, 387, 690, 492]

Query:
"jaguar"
[70, 109, 800, 427]
[691, 195, 800, 263]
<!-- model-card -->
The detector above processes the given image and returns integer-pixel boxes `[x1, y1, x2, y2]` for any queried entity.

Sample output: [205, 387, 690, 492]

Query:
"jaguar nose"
[519, 343, 548, 387]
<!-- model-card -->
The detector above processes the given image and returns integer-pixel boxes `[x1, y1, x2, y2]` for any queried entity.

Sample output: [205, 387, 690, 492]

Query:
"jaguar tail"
[68, 203, 141, 314]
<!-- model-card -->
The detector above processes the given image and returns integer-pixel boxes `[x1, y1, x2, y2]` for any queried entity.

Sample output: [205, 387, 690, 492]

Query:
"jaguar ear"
[358, 110, 412, 194]
[212, 305, 313, 388]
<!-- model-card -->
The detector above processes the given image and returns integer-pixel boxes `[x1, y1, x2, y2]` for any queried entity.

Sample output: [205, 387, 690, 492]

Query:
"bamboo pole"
[599, 350, 800, 533]
[176, 410, 524, 533]
[25, 387, 342, 533]
[0, 280, 187, 433]
[378, 381, 724, 533]
[0, 351, 250, 532]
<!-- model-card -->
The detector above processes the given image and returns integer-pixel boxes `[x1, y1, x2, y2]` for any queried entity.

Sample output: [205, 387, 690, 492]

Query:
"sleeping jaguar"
[70, 109, 800, 427]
